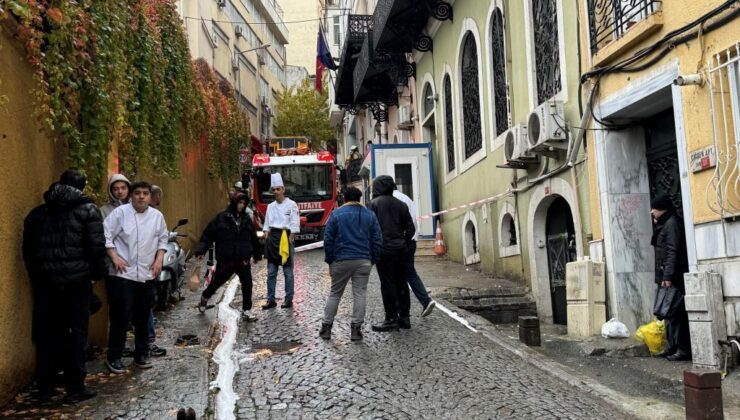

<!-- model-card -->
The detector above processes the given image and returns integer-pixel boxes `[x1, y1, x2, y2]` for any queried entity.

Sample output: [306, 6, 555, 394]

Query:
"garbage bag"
[601, 318, 630, 338]
[653, 286, 684, 320]
[635, 319, 667, 355]
[187, 264, 201, 292]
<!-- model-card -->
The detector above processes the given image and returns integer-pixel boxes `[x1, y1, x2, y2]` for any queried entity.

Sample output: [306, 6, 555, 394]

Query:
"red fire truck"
[251, 149, 337, 242]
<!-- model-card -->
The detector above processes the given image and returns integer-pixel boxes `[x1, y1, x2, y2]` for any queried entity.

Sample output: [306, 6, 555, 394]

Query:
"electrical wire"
[581, 0, 740, 82]
[182, 15, 344, 26]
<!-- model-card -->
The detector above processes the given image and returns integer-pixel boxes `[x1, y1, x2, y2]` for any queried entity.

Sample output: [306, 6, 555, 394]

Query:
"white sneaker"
[242, 310, 258, 322]
[421, 300, 436, 317]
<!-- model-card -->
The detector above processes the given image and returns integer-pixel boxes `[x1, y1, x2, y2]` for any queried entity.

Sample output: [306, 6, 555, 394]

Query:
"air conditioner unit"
[504, 124, 537, 163]
[527, 100, 567, 152]
[231, 56, 239, 72]
[397, 105, 412, 125]
[235, 25, 244, 38]
[216, 0, 226, 8]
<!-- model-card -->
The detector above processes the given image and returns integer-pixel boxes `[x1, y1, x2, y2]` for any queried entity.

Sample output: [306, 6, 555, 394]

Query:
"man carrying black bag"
[650, 195, 691, 361]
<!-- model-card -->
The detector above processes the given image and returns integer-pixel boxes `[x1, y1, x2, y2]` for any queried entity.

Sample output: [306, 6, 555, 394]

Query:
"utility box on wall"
[685, 272, 726, 369]
[566, 259, 607, 338]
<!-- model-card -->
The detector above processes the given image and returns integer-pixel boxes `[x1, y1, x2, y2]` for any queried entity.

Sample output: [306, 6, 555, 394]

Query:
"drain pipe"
[566, 84, 597, 256]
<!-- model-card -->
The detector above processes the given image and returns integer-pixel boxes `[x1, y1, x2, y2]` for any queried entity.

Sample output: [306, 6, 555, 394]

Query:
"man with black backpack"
[23, 169, 107, 404]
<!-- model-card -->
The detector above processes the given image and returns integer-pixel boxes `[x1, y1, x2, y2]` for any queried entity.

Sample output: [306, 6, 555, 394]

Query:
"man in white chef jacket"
[103, 181, 168, 374]
[261, 173, 300, 310]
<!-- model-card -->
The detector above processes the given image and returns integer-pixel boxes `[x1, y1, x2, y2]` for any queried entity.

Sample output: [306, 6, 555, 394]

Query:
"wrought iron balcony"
[373, 0, 451, 54]
[335, 15, 374, 106]
[587, 0, 661, 54]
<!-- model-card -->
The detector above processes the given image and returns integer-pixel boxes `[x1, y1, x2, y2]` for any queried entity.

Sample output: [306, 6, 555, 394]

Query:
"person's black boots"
[319, 323, 332, 340]
[262, 300, 277, 310]
[398, 317, 411, 329]
[350, 323, 363, 341]
[372, 319, 400, 332]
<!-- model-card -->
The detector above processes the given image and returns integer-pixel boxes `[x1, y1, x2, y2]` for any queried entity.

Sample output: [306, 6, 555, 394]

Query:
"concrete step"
[433, 286, 537, 324]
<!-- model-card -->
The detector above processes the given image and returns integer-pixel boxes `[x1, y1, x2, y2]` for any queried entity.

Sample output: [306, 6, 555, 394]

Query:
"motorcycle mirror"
[177, 218, 189, 227]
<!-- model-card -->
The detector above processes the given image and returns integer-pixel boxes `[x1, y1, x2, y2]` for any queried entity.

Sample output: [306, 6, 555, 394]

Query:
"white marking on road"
[436, 302, 479, 333]
[210, 278, 240, 420]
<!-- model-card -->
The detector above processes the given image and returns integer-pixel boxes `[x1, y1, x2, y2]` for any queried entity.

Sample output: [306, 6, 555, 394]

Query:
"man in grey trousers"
[320, 187, 383, 341]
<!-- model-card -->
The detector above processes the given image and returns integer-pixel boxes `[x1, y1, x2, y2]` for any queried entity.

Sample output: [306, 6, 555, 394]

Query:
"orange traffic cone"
[434, 224, 447, 256]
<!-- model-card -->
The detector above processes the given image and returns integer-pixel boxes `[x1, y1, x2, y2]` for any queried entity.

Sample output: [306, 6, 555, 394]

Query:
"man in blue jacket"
[320, 187, 383, 341]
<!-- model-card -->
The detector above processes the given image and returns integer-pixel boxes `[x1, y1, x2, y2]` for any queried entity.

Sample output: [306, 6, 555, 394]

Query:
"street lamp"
[234, 43, 271, 61]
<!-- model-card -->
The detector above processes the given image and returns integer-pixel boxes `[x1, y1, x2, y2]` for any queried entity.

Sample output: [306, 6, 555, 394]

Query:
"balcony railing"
[587, 0, 660, 54]
[254, 0, 289, 43]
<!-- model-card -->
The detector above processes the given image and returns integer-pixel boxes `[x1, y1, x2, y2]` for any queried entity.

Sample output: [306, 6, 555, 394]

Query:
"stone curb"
[435, 298, 684, 420]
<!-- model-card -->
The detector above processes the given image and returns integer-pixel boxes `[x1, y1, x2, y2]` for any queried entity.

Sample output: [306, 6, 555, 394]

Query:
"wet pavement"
[3, 250, 630, 419]
[228, 250, 624, 419]
[1, 285, 217, 419]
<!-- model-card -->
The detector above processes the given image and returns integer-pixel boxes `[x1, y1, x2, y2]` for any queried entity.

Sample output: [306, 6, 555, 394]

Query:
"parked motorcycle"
[156, 218, 189, 309]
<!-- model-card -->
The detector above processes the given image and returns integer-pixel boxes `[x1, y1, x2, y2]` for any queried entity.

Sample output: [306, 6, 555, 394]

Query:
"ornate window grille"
[532, 0, 562, 104]
[461, 32, 483, 159]
[491, 8, 510, 137]
[587, 0, 661, 54]
[423, 83, 435, 118]
[444, 75, 456, 172]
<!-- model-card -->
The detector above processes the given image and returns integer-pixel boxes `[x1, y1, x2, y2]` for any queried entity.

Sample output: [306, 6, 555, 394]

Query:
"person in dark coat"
[22, 169, 106, 404]
[195, 193, 262, 321]
[367, 175, 415, 332]
[650, 195, 691, 361]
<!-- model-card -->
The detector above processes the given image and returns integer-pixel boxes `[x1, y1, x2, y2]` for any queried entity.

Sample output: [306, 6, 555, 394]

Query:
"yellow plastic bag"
[635, 319, 667, 355]
[187, 264, 201, 292]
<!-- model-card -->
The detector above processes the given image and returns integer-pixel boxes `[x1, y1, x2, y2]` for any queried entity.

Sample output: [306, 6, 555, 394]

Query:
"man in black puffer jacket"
[23, 169, 106, 404]
[195, 193, 263, 321]
[368, 175, 415, 332]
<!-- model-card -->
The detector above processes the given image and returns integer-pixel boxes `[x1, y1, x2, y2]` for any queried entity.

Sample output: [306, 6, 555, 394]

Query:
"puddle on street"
[246, 340, 302, 357]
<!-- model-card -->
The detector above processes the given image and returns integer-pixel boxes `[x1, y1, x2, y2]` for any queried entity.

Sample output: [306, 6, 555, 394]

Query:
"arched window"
[532, 0, 561, 104]
[423, 83, 435, 118]
[501, 213, 517, 246]
[461, 32, 482, 159]
[490, 8, 509, 136]
[443, 75, 455, 172]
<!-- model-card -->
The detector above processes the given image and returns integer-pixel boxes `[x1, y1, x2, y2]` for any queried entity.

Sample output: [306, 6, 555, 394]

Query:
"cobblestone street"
[227, 250, 625, 419]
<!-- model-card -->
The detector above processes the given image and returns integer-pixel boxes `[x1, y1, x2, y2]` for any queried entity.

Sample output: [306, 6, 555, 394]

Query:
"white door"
[386, 157, 421, 219]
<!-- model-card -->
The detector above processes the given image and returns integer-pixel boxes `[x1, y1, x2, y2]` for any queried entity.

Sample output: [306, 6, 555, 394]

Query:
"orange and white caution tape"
[418, 191, 512, 220]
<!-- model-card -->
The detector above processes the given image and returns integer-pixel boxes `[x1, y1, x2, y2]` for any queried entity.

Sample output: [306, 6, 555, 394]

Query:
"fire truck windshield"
[254, 165, 333, 203]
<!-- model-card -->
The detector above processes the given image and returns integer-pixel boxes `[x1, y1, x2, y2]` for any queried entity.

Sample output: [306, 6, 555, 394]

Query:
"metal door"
[546, 197, 576, 325]
[645, 110, 682, 215]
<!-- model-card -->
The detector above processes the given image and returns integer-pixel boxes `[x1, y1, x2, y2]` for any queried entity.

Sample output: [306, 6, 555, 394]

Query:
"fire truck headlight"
[257, 231, 265, 238]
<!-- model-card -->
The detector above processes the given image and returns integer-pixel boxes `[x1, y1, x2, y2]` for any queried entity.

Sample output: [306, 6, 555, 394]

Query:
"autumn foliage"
[0, 0, 250, 193]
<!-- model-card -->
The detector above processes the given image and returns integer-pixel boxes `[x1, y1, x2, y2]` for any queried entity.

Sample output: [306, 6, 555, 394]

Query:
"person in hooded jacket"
[367, 175, 415, 332]
[195, 193, 263, 321]
[100, 174, 131, 220]
[23, 169, 106, 404]
[650, 195, 691, 361]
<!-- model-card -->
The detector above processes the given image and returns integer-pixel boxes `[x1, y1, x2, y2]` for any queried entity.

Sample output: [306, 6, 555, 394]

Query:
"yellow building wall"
[581, 0, 740, 231]
[0, 27, 67, 404]
[281, 0, 321, 74]
[0, 25, 228, 404]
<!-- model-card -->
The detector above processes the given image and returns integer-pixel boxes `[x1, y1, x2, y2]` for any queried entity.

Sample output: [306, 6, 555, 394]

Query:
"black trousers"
[34, 281, 92, 393]
[376, 250, 410, 320]
[667, 306, 691, 354]
[202, 260, 254, 311]
[106, 277, 154, 361]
